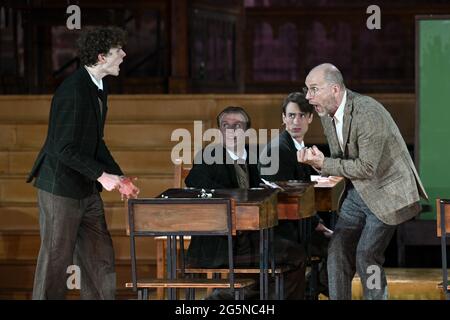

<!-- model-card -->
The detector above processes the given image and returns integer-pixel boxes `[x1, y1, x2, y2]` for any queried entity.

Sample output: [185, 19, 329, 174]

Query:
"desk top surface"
[313, 176, 345, 188]
[271, 181, 315, 195]
[158, 188, 279, 205]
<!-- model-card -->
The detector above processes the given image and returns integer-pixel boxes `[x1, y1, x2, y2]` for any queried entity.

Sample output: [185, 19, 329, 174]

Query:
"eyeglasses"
[220, 122, 246, 130]
[302, 85, 327, 98]
[285, 113, 309, 121]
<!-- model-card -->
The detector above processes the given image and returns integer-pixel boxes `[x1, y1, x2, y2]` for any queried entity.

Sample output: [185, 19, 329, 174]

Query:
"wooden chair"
[173, 158, 190, 188]
[125, 197, 255, 300]
[437, 198, 450, 300]
[170, 159, 289, 299]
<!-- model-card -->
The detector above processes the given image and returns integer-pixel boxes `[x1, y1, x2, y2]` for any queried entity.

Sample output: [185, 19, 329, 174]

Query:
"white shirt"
[332, 90, 347, 152]
[226, 148, 247, 162]
[85, 66, 103, 90]
[292, 138, 305, 151]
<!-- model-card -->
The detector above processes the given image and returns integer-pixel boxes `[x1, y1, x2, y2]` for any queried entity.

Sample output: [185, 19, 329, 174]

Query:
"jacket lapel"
[341, 90, 354, 157]
[322, 116, 342, 158]
[281, 130, 296, 152]
[101, 84, 109, 135]
[81, 68, 103, 138]
[222, 148, 239, 187]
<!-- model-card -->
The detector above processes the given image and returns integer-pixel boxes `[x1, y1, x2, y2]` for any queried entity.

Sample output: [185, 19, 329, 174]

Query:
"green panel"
[418, 18, 450, 220]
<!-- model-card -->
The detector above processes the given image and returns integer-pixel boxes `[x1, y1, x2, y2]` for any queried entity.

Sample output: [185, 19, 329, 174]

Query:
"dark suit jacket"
[185, 147, 262, 190]
[26, 67, 123, 199]
[259, 130, 319, 241]
[184, 147, 262, 268]
[260, 130, 314, 182]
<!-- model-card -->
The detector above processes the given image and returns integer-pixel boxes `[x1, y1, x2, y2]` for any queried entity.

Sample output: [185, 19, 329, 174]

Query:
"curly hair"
[77, 26, 127, 67]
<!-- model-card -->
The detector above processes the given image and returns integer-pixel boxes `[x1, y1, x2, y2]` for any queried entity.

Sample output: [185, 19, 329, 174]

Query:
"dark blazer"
[184, 146, 262, 268]
[26, 67, 123, 199]
[259, 130, 319, 240]
[260, 130, 314, 182]
[185, 147, 262, 190]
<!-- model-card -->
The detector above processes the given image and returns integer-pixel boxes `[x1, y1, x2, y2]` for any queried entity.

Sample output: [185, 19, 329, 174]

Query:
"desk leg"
[156, 239, 165, 300]
[259, 229, 264, 300]
[259, 228, 269, 300]
[330, 211, 337, 229]
[440, 201, 449, 300]
[264, 228, 269, 300]
[167, 236, 178, 300]
[270, 228, 275, 277]
[206, 272, 214, 297]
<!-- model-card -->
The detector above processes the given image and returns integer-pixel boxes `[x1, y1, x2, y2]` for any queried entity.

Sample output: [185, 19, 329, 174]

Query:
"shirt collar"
[226, 147, 247, 161]
[85, 66, 103, 90]
[292, 138, 305, 151]
[333, 90, 347, 123]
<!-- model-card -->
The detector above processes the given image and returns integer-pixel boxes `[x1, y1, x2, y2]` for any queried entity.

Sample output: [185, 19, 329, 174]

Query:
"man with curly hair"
[27, 26, 138, 299]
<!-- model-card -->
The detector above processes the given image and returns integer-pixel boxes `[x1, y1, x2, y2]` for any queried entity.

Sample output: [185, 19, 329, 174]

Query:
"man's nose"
[305, 91, 312, 100]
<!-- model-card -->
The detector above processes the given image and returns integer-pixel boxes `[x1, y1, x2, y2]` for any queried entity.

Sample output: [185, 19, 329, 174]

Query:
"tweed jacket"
[321, 90, 428, 225]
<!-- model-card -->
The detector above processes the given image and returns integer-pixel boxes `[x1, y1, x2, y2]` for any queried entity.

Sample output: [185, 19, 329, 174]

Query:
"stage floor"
[129, 268, 447, 300]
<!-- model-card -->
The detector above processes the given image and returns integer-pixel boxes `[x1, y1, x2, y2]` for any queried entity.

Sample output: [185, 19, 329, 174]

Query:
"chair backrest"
[173, 159, 192, 188]
[437, 198, 450, 237]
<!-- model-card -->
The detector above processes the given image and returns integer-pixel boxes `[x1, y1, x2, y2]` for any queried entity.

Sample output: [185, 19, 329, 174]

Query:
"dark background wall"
[2, 0, 450, 95]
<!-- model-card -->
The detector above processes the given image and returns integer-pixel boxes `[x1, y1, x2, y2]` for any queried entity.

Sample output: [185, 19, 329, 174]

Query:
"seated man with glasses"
[184, 106, 306, 299]
[259, 92, 333, 299]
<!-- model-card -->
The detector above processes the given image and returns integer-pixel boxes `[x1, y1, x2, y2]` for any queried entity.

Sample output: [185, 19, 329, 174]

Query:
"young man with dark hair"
[259, 92, 332, 298]
[27, 26, 139, 300]
[263, 92, 316, 181]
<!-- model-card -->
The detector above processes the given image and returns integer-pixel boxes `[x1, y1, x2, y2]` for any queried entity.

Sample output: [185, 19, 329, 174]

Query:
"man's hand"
[118, 176, 140, 200]
[315, 222, 333, 238]
[97, 172, 121, 191]
[297, 145, 325, 169]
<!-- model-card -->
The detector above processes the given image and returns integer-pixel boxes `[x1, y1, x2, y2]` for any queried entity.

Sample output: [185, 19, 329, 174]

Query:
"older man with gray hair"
[298, 63, 428, 300]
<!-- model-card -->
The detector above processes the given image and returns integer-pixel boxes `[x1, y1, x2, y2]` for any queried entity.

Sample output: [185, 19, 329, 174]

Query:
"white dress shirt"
[332, 90, 347, 152]
[85, 66, 104, 90]
[292, 138, 305, 151]
[226, 147, 247, 162]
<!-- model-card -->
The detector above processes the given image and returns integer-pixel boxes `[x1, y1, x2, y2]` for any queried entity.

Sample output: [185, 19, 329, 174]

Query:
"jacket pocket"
[378, 174, 402, 189]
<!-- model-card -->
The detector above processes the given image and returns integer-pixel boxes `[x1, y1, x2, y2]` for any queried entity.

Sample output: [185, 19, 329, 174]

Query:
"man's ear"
[97, 53, 106, 64]
[308, 113, 313, 124]
[332, 84, 340, 96]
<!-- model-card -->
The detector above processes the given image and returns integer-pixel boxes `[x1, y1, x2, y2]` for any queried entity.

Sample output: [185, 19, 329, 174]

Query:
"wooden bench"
[125, 278, 255, 300]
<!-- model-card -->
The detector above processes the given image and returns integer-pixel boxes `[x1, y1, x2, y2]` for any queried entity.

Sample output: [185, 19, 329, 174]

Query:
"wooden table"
[266, 177, 345, 220]
[154, 179, 343, 299]
[274, 181, 316, 220]
[313, 176, 345, 227]
[156, 188, 279, 300]
[313, 176, 345, 212]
